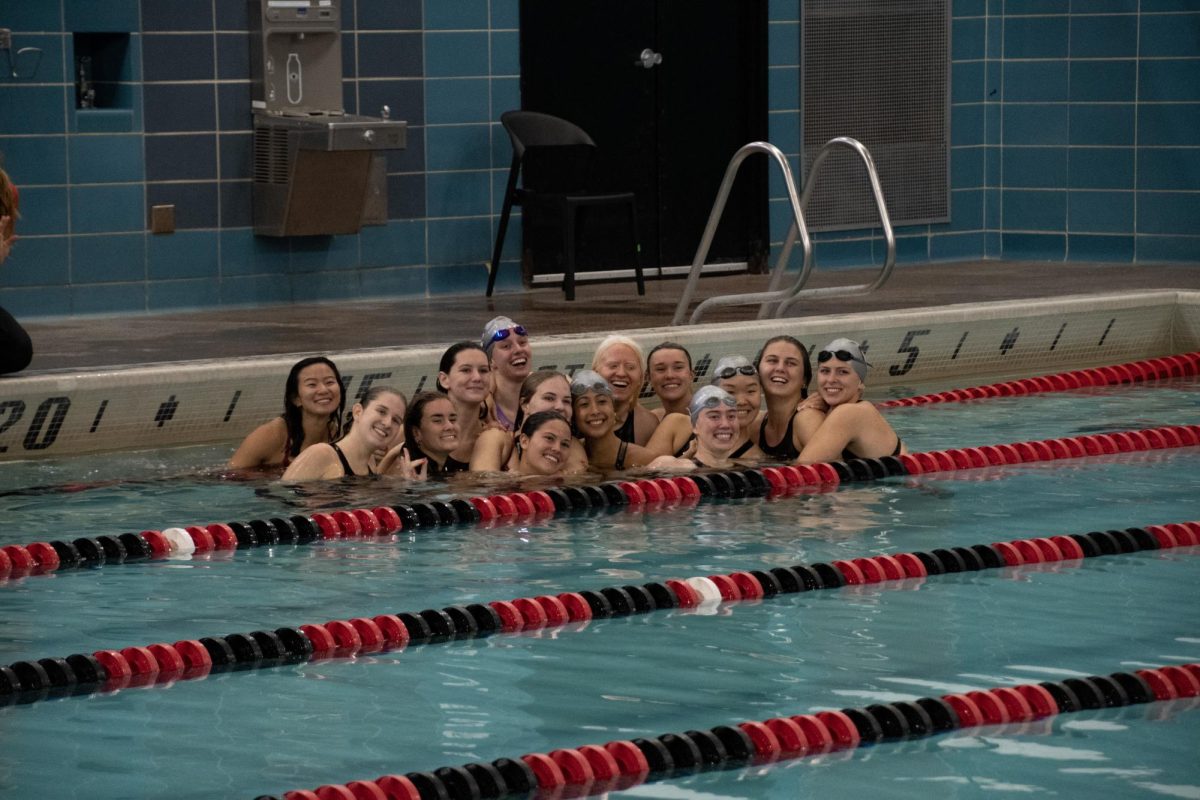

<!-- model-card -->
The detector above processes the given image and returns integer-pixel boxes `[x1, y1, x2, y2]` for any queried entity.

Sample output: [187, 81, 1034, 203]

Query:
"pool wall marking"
[0, 289, 1195, 460]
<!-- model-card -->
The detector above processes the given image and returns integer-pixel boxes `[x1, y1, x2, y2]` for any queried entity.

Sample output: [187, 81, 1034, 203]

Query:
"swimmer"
[437, 341, 492, 465]
[571, 370, 668, 471]
[281, 385, 408, 480]
[753, 335, 822, 461]
[651, 386, 742, 471]
[646, 341, 695, 420]
[796, 338, 907, 464]
[1, 164, 32, 375]
[710, 355, 766, 460]
[229, 356, 345, 470]
[592, 335, 659, 445]
[482, 316, 531, 431]
[398, 392, 465, 478]
[470, 370, 587, 473]
[509, 411, 573, 477]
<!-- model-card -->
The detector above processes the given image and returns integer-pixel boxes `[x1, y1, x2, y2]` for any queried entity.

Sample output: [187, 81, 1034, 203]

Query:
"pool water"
[0, 380, 1197, 799]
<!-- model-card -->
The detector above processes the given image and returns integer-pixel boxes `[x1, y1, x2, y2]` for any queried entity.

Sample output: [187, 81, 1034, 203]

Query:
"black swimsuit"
[613, 440, 630, 471]
[331, 443, 374, 477]
[428, 454, 470, 478]
[673, 433, 696, 457]
[759, 413, 801, 461]
[614, 412, 636, 444]
[730, 439, 754, 459]
[841, 437, 903, 462]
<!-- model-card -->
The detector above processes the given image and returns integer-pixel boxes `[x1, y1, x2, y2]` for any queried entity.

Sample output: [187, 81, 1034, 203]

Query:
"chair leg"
[487, 197, 514, 297]
[627, 198, 645, 296]
[563, 204, 577, 302]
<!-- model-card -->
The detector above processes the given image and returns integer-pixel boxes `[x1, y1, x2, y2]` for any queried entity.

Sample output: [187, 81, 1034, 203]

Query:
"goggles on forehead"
[696, 393, 738, 410]
[715, 364, 757, 380]
[489, 324, 528, 344]
[570, 371, 612, 397]
[817, 349, 862, 364]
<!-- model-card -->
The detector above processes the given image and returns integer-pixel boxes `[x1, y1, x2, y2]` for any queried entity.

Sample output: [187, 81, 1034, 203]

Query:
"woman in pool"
[571, 370, 673, 472]
[481, 315, 531, 431]
[652, 386, 743, 471]
[710, 355, 765, 460]
[753, 335, 823, 461]
[796, 338, 906, 464]
[470, 370, 587, 473]
[397, 391, 465, 478]
[0, 164, 33, 375]
[229, 356, 345, 470]
[592, 335, 658, 445]
[281, 385, 407, 480]
[509, 411, 574, 477]
[437, 341, 491, 467]
[646, 341, 694, 421]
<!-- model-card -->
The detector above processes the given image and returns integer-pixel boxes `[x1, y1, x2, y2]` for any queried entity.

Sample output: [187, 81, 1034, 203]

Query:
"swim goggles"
[689, 386, 737, 420]
[714, 365, 757, 379]
[818, 349, 866, 365]
[569, 370, 613, 397]
[489, 324, 527, 344]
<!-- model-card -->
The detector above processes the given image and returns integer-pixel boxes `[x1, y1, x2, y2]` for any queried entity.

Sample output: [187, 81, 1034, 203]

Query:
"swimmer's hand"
[647, 455, 694, 472]
[400, 452, 427, 482]
[797, 394, 829, 414]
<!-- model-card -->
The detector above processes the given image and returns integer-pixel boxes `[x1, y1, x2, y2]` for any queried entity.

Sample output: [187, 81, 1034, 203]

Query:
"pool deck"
[15, 259, 1200, 373]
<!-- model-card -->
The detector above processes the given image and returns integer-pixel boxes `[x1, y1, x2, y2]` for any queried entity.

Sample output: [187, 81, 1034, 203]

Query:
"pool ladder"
[670, 137, 896, 326]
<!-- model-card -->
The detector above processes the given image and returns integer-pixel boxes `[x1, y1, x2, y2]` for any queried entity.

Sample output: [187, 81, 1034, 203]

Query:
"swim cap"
[817, 338, 871, 382]
[689, 385, 737, 423]
[709, 354, 756, 384]
[570, 370, 613, 397]
[481, 316, 527, 354]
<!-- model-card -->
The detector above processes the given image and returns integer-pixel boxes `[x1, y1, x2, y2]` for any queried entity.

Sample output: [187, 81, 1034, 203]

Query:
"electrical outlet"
[150, 204, 176, 235]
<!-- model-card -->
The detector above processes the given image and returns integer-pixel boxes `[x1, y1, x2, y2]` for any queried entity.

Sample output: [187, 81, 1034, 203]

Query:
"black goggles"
[489, 324, 528, 344]
[715, 365, 757, 380]
[817, 349, 860, 364]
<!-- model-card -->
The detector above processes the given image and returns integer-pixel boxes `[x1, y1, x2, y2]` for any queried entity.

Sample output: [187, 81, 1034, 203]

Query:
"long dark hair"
[402, 391, 453, 461]
[754, 335, 811, 399]
[283, 356, 345, 458]
[343, 384, 406, 436]
[515, 410, 570, 463]
[437, 341, 490, 420]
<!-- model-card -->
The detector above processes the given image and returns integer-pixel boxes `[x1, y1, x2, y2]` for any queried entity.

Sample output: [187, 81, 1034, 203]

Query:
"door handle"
[634, 48, 663, 69]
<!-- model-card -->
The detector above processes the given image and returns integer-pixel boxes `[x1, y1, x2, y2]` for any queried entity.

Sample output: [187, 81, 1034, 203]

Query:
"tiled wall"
[0, 0, 1196, 319]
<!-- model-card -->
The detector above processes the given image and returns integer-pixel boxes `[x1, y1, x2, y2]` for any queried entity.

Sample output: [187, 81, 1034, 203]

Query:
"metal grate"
[802, 0, 949, 231]
[252, 124, 291, 185]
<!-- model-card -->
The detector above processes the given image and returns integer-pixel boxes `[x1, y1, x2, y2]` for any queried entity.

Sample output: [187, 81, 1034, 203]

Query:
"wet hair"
[402, 391, 454, 460]
[513, 370, 571, 432]
[754, 335, 811, 399]
[437, 341, 488, 393]
[344, 384, 406, 435]
[519, 410, 570, 439]
[646, 340, 693, 371]
[282, 356, 345, 459]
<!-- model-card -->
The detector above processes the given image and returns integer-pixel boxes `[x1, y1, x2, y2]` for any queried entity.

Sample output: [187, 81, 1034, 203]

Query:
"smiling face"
[717, 374, 762, 426]
[648, 348, 693, 405]
[757, 340, 807, 401]
[595, 344, 644, 406]
[518, 417, 573, 476]
[817, 357, 864, 408]
[572, 390, 616, 439]
[694, 403, 740, 454]
[292, 363, 342, 418]
[413, 397, 460, 457]
[522, 375, 573, 423]
[353, 391, 406, 450]
[490, 329, 532, 382]
[439, 348, 491, 404]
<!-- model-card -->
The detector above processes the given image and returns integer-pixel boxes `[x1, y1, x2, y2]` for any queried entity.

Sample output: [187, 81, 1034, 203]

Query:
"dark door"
[519, 0, 768, 275]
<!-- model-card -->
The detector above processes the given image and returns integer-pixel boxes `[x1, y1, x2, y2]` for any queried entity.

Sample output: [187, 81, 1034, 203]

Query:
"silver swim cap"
[689, 385, 737, 422]
[709, 354, 756, 384]
[817, 338, 871, 382]
[569, 369, 613, 397]
[481, 316, 527, 354]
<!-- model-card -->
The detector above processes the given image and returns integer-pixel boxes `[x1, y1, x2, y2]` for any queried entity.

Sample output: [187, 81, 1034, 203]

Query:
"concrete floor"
[17, 259, 1200, 372]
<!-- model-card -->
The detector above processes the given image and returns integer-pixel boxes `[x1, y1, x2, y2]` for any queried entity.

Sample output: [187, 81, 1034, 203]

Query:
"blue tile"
[16, 34, 65, 83]
[425, 124, 491, 171]
[952, 146, 985, 188]
[424, 0, 487, 29]
[144, 134, 216, 181]
[985, 229, 1001, 256]
[1070, 14, 1137, 58]
[219, 180, 251, 227]
[1069, 104, 1135, 146]
[768, 21, 799, 67]
[0, 236, 69, 286]
[930, 232, 985, 261]
[360, 80, 424, 127]
[949, 189, 984, 230]
[984, 188, 1001, 227]
[1074, 0, 1138, 11]
[360, 219, 426, 267]
[146, 181, 218, 229]
[891, 234, 931, 264]
[1069, 147, 1134, 190]
[428, 261, 489, 294]
[425, 78, 489, 125]
[1140, 11, 1200, 57]
[361, 265, 428, 297]
[769, 0, 800, 21]
[491, 30, 519, 76]
[1002, 104, 1067, 145]
[147, 230, 219, 280]
[769, 66, 800, 111]
[0, 3, 62, 30]
[426, 170, 490, 218]
[1007, 0, 1067, 11]
[385, 125, 425, 173]
[953, 18, 985, 61]
[0, 286, 72, 317]
[1138, 103, 1200, 146]
[216, 82, 252, 131]
[73, 108, 135, 134]
[214, 0, 249, 30]
[425, 32, 489, 78]
[357, 0, 421, 30]
[219, 274, 293, 306]
[357, 32, 422, 78]
[1137, 191, 1200, 235]
[491, 77, 520, 120]
[954, 0, 987, 17]
[1068, 233, 1134, 262]
[71, 281, 145, 314]
[427, 217, 489, 264]
[985, 148, 1001, 187]
[1068, 190, 1134, 232]
[1070, 59, 1136, 102]
[65, 0, 138, 32]
[68, 133, 143, 183]
[70, 232, 145, 282]
[1142, 0, 1200, 9]
[288, 234, 361, 272]
[1002, 147, 1068, 188]
[11, 187, 68, 235]
[1004, 15, 1068, 59]
[768, 110, 800, 153]
[289, 270, 362, 302]
[148, 278, 220, 310]
[142, 0, 213, 31]
[218, 227, 290, 276]
[1001, 232, 1066, 259]
[0, 86, 67, 135]
[492, 0, 519, 28]
[984, 103, 1001, 144]
[216, 33, 249, 80]
[218, 133, 253, 180]
[70, 184, 143, 233]
[986, 14, 1002, 59]
[387, 172, 426, 219]
[1138, 148, 1200, 190]
[953, 61, 984, 104]
[144, 84, 216, 132]
[0, 136, 68, 185]
[1003, 61, 1068, 102]
[1002, 189, 1066, 231]
[1139, 59, 1200, 101]
[1137, 234, 1200, 262]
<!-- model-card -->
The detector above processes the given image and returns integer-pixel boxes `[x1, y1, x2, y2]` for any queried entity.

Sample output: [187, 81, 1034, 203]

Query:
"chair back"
[502, 111, 598, 194]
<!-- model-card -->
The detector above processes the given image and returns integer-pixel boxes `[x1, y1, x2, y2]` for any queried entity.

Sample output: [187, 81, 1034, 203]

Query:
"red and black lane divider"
[254, 661, 1200, 800]
[880, 351, 1200, 408]
[1, 424, 1196, 582]
[4, 517, 1196, 706]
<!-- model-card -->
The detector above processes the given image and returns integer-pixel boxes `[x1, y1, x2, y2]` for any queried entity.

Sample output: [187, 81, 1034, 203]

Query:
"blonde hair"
[591, 334, 644, 371]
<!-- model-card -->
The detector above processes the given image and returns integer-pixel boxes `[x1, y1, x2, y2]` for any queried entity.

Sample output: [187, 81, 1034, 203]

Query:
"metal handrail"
[671, 136, 896, 325]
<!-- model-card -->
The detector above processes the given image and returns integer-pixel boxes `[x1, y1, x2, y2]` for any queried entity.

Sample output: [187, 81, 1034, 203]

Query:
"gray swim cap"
[570, 369, 613, 397]
[817, 338, 871, 382]
[481, 316, 526, 354]
[689, 385, 737, 423]
[709, 354, 756, 384]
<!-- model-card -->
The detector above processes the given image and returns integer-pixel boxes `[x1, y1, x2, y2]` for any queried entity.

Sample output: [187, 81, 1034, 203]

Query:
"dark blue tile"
[145, 134, 217, 181]
[769, 65, 800, 112]
[1001, 232, 1066, 259]
[357, 32, 423, 78]
[0, 3, 62, 30]
[954, 0, 987, 17]
[424, 0, 487, 30]
[1070, 14, 1137, 58]
[1069, 147, 1134, 190]
[216, 33, 250, 80]
[1068, 233, 1134, 262]
[146, 181, 218, 229]
[0, 286, 71, 317]
[1003, 61, 1068, 102]
[1076, 0, 1138, 11]
[768, 21, 800, 67]
[953, 61, 985, 104]
[360, 219, 426, 267]
[426, 32, 489, 78]
[1139, 59, 1200, 101]
[985, 148, 1001, 187]
[11, 187, 68, 235]
[359, 80, 424, 127]
[288, 270, 362, 302]
[953, 18, 985, 61]
[1070, 60, 1136, 102]
[0, 236, 69, 286]
[387, 172, 426, 220]
[429, 262, 489, 295]
[69, 134, 143, 184]
[219, 274, 292, 306]
[1140, 11, 1200, 57]
[141, 0, 213, 31]
[65, 0, 137, 32]
[142, 34, 214, 81]
[1136, 191, 1199, 235]
[1138, 103, 1200, 146]
[356, 0, 420, 30]
[218, 227, 290, 276]
[385, 125, 425, 173]
[1069, 104, 1135, 146]
[1143, 0, 1200, 9]
[952, 146, 985, 188]
[147, 229, 219, 279]
[218, 133, 253, 180]
[426, 170, 489, 218]
[0, 135, 68, 185]
[949, 188, 984, 230]
[1004, 15, 1068, 59]
[288, 234, 361, 272]
[493, 0, 519, 28]
[1002, 104, 1068, 145]
[930, 232, 985, 261]
[427, 217, 489, 265]
[491, 30, 519, 76]
[1137, 234, 1200, 262]
[70, 184, 144, 233]
[0, 85, 67, 135]
[148, 278, 220, 310]
[216, 82, 252, 132]
[219, 180, 251, 227]
[1068, 190, 1134, 232]
[16, 34, 65, 83]
[214, 0, 250, 30]
[70, 282, 145, 314]
[341, 32, 357, 80]
[1007, 0, 1067, 11]
[426, 124, 491, 171]
[360, 265, 428, 297]
[1138, 148, 1200, 190]
[1002, 189, 1066, 231]
[891, 234, 931, 264]
[144, 84, 216, 132]
[1003, 147, 1068, 188]
[70, 232, 145, 282]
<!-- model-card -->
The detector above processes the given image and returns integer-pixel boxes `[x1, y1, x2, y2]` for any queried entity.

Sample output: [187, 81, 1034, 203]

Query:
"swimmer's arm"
[565, 439, 589, 474]
[643, 413, 691, 456]
[280, 443, 341, 481]
[793, 407, 826, 450]
[469, 428, 511, 472]
[623, 441, 662, 469]
[632, 405, 660, 446]
[376, 439, 411, 475]
[794, 403, 868, 465]
[228, 417, 287, 469]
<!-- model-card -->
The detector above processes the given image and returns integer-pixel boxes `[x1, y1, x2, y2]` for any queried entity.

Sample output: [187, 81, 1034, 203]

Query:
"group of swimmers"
[228, 316, 905, 482]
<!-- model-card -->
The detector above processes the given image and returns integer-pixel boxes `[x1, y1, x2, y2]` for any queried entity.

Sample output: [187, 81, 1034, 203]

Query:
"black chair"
[487, 110, 644, 301]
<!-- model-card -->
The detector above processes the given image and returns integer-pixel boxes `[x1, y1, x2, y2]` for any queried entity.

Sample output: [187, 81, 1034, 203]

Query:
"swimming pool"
[1, 377, 1197, 799]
